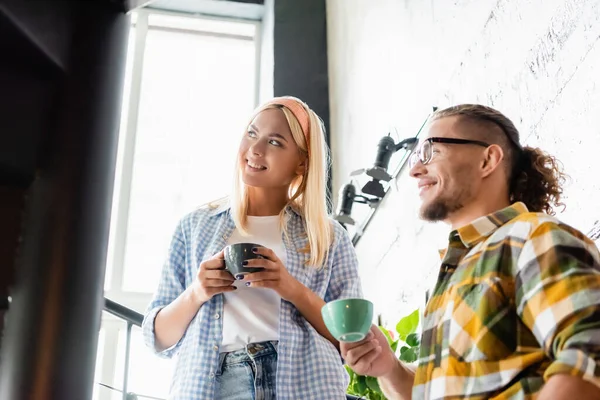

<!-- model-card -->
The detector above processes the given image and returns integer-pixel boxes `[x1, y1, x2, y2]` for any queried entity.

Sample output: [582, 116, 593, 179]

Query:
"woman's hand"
[191, 250, 236, 304]
[243, 246, 341, 347]
[154, 250, 234, 351]
[241, 246, 302, 301]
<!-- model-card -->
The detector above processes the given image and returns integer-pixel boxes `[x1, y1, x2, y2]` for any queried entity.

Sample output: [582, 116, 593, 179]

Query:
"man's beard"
[420, 196, 464, 222]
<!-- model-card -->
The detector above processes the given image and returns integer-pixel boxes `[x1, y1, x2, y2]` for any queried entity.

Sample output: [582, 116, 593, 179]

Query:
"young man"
[341, 104, 600, 399]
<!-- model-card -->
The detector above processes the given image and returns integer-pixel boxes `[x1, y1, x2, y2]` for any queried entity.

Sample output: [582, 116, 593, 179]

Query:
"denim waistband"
[219, 341, 278, 366]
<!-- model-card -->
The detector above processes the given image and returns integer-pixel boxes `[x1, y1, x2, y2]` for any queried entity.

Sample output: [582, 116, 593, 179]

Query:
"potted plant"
[345, 309, 420, 400]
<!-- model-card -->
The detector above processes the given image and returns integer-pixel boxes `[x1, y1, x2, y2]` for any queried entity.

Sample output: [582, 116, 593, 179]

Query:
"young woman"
[142, 96, 362, 399]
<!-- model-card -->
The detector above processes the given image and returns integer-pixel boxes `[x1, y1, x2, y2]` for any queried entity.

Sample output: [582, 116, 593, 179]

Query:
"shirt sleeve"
[324, 222, 363, 303]
[142, 219, 188, 358]
[516, 221, 600, 388]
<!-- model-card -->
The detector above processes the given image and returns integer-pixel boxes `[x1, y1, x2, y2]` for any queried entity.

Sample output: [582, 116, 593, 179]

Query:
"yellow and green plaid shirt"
[413, 203, 600, 399]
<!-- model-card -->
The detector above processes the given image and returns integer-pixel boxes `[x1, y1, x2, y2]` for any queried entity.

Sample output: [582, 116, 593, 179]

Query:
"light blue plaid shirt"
[142, 203, 362, 399]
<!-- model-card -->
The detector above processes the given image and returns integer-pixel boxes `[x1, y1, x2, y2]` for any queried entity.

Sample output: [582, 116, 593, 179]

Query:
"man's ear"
[480, 144, 504, 178]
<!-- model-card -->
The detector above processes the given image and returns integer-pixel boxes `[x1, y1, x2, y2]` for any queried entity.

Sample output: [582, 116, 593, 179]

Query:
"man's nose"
[409, 159, 426, 178]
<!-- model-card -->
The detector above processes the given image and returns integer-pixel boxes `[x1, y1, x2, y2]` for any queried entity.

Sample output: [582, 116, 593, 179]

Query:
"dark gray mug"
[224, 243, 266, 276]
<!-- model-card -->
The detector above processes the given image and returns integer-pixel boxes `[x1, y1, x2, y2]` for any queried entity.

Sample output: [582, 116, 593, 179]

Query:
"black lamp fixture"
[351, 136, 418, 198]
[334, 182, 379, 227]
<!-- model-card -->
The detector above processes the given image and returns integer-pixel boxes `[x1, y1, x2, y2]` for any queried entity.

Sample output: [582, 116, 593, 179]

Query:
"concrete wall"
[327, 0, 600, 326]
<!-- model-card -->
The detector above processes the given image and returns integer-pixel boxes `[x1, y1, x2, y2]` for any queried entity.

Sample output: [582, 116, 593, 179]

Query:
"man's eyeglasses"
[408, 137, 490, 169]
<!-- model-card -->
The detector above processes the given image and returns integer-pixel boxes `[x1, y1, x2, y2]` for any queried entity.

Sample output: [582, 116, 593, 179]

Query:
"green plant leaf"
[355, 375, 368, 395]
[378, 325, 394, 346]
[366, 376, 383, 394]
[351, 379, 360, 395]
[345, 364, 356, 380]
[395, 309, 420, 340]
[406, 332, 420, 347]
[365, 389, 382, 400]
[351, 381, 359, 394]
[399, 347, 418, 363]
[346, 385, 358, 396]
[391, 339, 399, 353]
[400, 345, 410, 355]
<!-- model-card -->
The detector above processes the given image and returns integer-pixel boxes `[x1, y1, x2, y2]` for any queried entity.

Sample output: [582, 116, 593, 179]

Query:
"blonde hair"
[231, 98, 333, 267]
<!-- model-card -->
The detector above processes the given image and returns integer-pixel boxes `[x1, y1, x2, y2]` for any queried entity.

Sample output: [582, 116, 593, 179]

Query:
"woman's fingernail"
[242, 260, 248, 266]
[235, 274, 244, 280]
[251, 248, 258, 253]
[245, 282, 251, 287]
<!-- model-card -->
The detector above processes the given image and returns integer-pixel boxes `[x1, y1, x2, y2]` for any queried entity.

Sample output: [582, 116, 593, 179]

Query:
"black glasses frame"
[409, 137, 490, 168]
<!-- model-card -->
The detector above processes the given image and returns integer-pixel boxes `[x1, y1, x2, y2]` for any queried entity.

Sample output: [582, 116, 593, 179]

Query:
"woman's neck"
[246, 187, 289, 216]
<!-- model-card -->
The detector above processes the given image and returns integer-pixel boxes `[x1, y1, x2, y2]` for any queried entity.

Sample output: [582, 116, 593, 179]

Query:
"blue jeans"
[215, 341, 277, 400]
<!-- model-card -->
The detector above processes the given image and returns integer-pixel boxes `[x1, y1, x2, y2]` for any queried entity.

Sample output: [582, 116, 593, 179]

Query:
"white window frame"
[97, 9, 261, 399]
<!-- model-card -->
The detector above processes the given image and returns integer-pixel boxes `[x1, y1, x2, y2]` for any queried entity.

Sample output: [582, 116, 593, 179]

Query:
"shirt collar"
[437, 202, 528, 263]
[206, 198, 231, 216]
[206, 198, 303, 219]
[454, 202, 529, 248]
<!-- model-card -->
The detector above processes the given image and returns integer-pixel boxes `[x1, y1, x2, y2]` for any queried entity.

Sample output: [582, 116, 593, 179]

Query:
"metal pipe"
[105, 297, 143, 327]
[352, 112, 433, 246]
[123, 322, 133, 400]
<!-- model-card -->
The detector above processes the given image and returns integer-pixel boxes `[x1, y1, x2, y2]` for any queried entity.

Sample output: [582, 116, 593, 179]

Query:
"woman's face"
[238, 108, 306, 189]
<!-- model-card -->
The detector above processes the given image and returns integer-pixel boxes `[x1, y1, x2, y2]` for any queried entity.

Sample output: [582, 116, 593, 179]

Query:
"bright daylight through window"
[95, 10, 259, 400]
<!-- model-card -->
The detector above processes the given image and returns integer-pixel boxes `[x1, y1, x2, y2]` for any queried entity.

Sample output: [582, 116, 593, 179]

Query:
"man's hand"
[341, 325, 399, 377]
[539, 374, 600, 400]
[342, 325, 416, 399]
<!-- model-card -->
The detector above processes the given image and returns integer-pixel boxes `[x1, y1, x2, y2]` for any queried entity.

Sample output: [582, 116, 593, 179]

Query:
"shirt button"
[213, 345, 219, 351]
[209, 372, 215, 379]
[214, 313, 220, 319]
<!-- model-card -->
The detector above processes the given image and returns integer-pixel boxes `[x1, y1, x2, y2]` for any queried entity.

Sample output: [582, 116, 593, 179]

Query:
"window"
[113, 328, 175, 398]
[96, 9, 260, 399]
[92, 329, 105, 400]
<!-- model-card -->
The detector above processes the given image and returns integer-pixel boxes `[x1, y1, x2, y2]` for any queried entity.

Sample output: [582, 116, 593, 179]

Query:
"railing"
[0, 293, 386, 400]
[101, 298, 367, 400]
[102, 297, 164, 400]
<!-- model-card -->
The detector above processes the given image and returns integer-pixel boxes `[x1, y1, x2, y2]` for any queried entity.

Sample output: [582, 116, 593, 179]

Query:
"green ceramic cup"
[321, 298, 373, 342]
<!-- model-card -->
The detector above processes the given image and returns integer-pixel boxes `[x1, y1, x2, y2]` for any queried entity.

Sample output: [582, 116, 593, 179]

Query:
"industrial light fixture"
[351, 136, 418, 198]
[333, 182, 379, 227]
